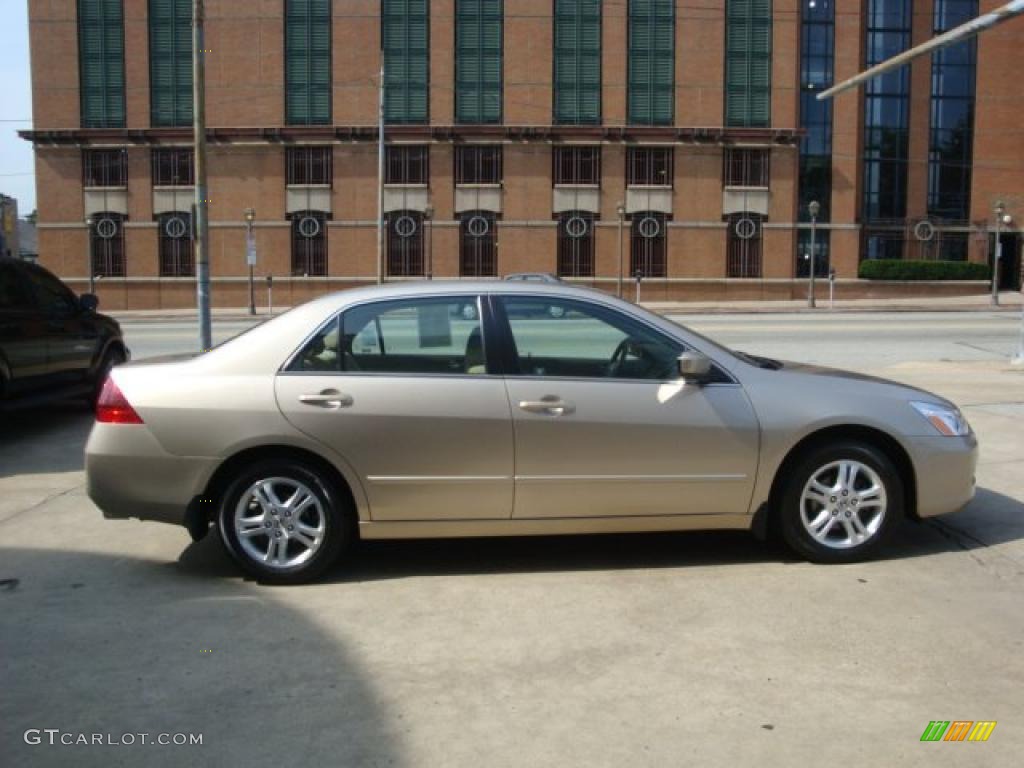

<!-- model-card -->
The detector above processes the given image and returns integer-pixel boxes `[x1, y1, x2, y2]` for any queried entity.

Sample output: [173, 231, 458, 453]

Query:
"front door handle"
[518, 396, 575, 416]
[298, 389, 353, 409]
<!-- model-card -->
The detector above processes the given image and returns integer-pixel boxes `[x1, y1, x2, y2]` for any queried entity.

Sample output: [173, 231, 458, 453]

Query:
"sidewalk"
[110, 290, 1023, 322]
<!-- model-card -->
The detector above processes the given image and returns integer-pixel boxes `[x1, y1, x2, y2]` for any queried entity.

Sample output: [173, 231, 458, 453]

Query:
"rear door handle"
[518, 396, 575, 416]
[298, 389, 353, 409]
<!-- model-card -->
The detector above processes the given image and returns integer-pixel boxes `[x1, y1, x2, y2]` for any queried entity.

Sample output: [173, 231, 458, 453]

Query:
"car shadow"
[0, 400, 94, 478]
[174, 486, 1024, 583]
[0, 547, 402, 768]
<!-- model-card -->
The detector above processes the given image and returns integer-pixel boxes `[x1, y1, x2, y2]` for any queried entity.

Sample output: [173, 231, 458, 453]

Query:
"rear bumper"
[907, 433, 978, 518]
[85, 422, 215, 527]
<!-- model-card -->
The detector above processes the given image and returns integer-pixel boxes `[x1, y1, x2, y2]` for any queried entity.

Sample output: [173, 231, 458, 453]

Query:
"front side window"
[500, 297, 682, 381]
[0, 264, 35, 310]
[289, 297, 487, 376]
[24, 264, 79, 314]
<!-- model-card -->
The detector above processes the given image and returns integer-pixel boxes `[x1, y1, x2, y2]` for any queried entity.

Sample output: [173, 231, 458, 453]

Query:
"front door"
[275, 295, 514, 521]
[495, 295, 760, 519]
[23, 263, 96, 377]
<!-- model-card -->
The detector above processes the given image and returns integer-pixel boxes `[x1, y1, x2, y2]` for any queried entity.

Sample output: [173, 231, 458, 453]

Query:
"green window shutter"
[455, 0, 503, 124]
[149, 0, 193, 127]
[553, 0, 601, 125]
[286, 0, 332, 125]
[627, 0, 674, 125]
[383, 0, 429, 124]
[78, 0, 126, 128]
[725, 0, 772, 127]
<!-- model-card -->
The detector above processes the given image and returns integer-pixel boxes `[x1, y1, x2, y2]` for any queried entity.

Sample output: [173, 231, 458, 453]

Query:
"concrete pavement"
[1, 325, 1022, 766]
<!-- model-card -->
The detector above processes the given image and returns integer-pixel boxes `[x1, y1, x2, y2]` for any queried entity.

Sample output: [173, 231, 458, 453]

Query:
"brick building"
[21, 1, 1024, 309]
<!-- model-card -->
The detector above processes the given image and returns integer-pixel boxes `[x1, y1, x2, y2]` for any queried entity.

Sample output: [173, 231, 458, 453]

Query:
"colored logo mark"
[920, 721, 996, 742]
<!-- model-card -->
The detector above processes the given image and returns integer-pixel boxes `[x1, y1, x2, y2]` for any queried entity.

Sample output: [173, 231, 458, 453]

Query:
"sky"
[0, 0, 35, 214]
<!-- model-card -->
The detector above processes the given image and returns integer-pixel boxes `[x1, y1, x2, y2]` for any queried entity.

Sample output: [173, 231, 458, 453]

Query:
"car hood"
[766, 359, 951, 405]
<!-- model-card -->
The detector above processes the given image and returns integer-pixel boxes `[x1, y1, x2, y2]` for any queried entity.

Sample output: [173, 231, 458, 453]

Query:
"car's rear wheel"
[779, 441, 904, 563]
[217, 459, 350, 584]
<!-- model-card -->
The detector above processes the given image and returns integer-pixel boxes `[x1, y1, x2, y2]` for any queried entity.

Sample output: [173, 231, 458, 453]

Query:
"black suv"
[0, 257, 128, 410]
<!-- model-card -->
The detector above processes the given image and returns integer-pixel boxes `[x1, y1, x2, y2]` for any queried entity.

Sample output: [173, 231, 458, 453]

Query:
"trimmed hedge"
[858, 259, 990, 281]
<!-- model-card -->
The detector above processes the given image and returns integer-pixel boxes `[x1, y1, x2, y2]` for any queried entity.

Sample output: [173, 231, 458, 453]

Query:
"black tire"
[217, 458, 351, 584]
[88, 346, 126, 408]
[778, 441, 904, 564]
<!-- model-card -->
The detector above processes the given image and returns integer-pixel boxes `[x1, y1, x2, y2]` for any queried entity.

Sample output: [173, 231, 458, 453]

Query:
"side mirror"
[80, 293, 99, 312]
[677, 351, 712, 384]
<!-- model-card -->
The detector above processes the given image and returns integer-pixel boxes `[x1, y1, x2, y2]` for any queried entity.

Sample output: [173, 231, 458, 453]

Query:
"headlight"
[911, 401, 970, 436]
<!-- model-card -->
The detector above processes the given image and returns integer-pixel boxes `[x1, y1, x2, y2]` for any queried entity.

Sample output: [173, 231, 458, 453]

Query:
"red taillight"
[95, 377, 144, 424]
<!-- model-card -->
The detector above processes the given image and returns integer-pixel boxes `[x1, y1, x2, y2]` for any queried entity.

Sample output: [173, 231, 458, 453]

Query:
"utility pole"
[992, 201, 1004, 307]
[193, 0, 211, 350]
[377, 65, 385, 285]
[807, 201, 820, 309]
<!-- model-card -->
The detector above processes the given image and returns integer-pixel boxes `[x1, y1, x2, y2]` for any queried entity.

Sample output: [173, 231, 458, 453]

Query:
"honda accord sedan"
[86, 283, 977, 583]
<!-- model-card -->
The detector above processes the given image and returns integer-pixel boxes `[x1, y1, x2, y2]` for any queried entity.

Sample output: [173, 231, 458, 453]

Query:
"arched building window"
[90, 212, 126, 277]
[157, 211, 193, 277]
[726, 213, 763, 278]
[459, 211, 497, 277]
[556, 211, 595, 277]
[630, 211, 667, 278]
[290, 210, 328, 276]
[387, 210, 425, 277]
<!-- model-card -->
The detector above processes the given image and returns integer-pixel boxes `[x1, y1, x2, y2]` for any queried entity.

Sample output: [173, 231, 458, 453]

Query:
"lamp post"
[244, 207, 256, 315]
[807, 200, 821, 309]
[616, 202, 625, 298]
[992, 201, 1006, 307]
[84, 215, 96, 294]
[424, 204, 434, 280]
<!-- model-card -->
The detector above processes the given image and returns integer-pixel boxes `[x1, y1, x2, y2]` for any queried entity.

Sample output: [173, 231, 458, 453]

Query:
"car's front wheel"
[217, 459, 350, 583]
[779, 441, 904, 563]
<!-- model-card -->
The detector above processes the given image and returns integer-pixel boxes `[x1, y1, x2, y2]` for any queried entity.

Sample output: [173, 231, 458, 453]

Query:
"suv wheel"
[779, 441, 904, 564]
[217, 459, 350, 584]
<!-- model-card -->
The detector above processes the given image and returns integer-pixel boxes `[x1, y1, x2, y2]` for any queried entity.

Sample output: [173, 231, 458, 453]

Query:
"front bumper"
[907, 432, 979, 518]
[85, 422, 215, 527]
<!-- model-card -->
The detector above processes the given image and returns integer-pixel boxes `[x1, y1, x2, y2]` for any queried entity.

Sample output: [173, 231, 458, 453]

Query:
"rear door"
[495, 294, 760, 519]
[275, 295, 515, 521]
[22, 263, 97, 376]
[0, 262, 49, 391]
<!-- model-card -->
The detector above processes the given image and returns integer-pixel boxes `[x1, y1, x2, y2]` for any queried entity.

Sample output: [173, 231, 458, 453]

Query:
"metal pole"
[427, 213, 433, 280]
[808, 214, 818, 309]
[616, 204, 624, 298]
[377, 66, 385, 285]
[247, 218, 255, 316]
[86, 218, 95, 294]
[817, 0, 1024, 101]
[193, 0, 211, 350]
[992, 206, 1002, 307]
[1014, 245, 1024, 363]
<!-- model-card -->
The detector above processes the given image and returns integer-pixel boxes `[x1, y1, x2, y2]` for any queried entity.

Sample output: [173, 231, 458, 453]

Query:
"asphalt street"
[1, 310, 1022, 767]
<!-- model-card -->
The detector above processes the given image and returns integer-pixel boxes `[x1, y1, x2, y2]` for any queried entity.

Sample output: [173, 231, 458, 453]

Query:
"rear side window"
[0, 265, 35, 310]
[24, 265, 78, 313]
[287, 296, 487, 376]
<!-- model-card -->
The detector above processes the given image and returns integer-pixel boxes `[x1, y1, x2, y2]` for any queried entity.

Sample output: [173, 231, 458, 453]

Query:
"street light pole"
[616, 202, 625, 298]
[424, 204, 434, 280]
[85, 215, 95, 294]
[244, 207, 255, 315]
[992, 201, 1004, 307]
[192, 0, 211, 351]
[808, 200, 820, 309]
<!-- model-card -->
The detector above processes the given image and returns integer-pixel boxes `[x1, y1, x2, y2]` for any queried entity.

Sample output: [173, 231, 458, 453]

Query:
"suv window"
[289, 297, 487, 376]
[0, 264, 36, 310]
[24, 265, 78, 314]
[499, 297, 683, 381]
